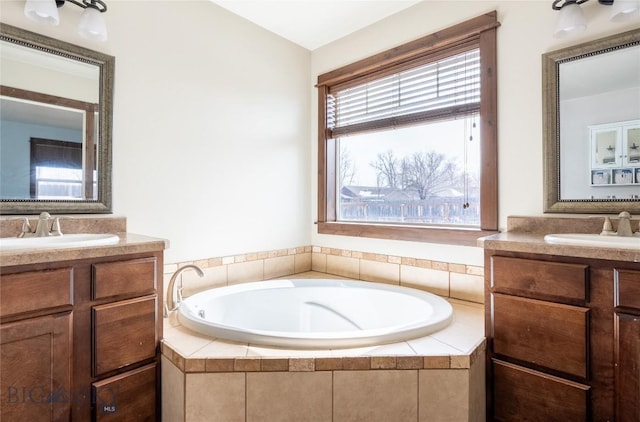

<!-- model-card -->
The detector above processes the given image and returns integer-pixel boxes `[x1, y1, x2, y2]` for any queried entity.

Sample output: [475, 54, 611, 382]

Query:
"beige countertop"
[0, 232, 168, 267]
[479, 231, 640, 263]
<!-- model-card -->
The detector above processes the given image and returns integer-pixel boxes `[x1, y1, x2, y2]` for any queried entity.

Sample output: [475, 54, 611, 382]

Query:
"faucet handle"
[50, 217, 63, 236]
[18, 218, 32, 238]
[601, 216, 615, 236]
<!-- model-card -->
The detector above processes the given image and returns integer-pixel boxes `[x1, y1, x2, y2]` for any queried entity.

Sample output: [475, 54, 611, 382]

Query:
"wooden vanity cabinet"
[485, 250, 640, 421]
[614, 269, 640, 422]
[0, 268, 73, 422]
[0, 250, 163, 422]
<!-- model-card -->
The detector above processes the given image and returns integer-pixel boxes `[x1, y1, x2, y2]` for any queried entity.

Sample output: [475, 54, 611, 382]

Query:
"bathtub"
[177, 279, 453, 349]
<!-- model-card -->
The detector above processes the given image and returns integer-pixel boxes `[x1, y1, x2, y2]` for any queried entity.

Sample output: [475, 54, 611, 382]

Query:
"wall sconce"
[553, 0, 640, 38]
[24, 0, 108, 42]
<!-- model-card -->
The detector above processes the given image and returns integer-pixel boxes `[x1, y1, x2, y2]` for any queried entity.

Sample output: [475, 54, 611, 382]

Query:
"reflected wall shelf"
[590, 119, 640, 187]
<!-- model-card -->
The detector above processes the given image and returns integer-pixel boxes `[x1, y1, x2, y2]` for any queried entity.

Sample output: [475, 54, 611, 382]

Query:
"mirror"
[0, 23, 114, 214]
[543, 28, 640, 213]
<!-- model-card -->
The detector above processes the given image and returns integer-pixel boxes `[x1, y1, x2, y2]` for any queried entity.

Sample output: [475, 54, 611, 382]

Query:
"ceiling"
[210, 0, 422, 50]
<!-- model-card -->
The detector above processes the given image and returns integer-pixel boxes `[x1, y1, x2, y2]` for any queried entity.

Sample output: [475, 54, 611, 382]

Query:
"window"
[317, 12, 499, 246]
[30, 138, 97, 200]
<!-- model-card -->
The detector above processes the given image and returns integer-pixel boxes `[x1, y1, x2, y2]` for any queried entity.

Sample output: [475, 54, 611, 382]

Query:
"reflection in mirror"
[0, 23, 114, 214]
[543, 28, 640, 213]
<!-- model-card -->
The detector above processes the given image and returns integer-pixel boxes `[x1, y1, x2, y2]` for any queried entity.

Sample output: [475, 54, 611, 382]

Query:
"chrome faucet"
[164, 264, 205, 317]
[18, 212, 62, 238]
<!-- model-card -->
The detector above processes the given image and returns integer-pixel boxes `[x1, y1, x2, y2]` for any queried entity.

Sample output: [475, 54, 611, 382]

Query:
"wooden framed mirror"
[0, 23, 114, 214]
[543, 28, 640, 213]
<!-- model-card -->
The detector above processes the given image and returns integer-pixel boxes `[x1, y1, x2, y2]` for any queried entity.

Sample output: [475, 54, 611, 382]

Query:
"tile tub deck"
[161, 275, 486, 421]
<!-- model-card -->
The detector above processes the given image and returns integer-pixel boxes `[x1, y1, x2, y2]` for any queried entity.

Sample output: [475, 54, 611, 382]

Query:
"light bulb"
[77, 5, 108, 42]
[554, 3, 587, 38]
[24, 0, 59, 26]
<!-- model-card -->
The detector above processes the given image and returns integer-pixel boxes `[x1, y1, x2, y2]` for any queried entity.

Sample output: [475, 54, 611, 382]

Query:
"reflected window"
[35, 166, 84, 199]
[30, 138, 96, 199]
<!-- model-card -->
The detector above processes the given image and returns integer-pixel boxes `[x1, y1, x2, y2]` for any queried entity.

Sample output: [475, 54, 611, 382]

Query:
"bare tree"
[370, 150, 401, 188]
[339, 143, 357, 187]
[403, 151, 457, 200]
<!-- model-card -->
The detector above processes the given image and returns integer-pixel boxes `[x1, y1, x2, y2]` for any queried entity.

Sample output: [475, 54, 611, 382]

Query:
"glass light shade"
[610, 0, 640, 22]
[24, 0, 60, 25]
[554, 3, 587, 38]
[77, 6, 108, 42]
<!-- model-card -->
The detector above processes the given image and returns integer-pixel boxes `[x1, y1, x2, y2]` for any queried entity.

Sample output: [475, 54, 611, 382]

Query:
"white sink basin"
[544, 233, 640, 250]
[0, 233, 120, 251]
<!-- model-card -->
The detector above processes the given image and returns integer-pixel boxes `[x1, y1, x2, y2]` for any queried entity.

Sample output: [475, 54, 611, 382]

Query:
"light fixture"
[610, 0, 640, 21]
[24, 0, 108, 42]
[553, 0, 640, 37]
[553, 0, 589, 38]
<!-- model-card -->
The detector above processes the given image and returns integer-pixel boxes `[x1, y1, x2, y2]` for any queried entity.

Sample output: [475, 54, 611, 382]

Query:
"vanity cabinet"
[614, 269, 640, 422]
[485, 250, 640, 421]
[0, 268, 73, 421]
[590, 119, 640, 186]
[0, 249, 163, 422]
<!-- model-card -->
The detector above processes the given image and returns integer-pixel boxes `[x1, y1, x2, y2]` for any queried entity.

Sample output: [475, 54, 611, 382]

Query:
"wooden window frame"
[316, 12, 500, 246]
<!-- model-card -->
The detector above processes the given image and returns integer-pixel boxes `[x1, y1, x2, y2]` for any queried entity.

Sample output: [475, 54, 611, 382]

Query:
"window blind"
[327, 48, 480, 137]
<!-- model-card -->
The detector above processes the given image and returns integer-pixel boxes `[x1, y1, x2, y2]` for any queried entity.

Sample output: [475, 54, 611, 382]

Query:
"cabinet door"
[492, 359, 590, 422]
[92, 295, 157, 376]
[492, 293, 589, 378]
[0, 312, 72, 422]
[615, 312, 640, 422]
[92, 363, 157, 422]
[591, 125, 622, 168]
[622, 123, 640, 167]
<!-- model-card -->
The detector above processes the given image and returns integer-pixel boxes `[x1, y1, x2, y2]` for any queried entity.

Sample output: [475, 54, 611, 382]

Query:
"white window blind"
[327, 48, 480, 137]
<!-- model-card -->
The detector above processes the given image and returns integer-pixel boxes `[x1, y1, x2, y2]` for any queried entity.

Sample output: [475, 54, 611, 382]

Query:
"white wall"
[310, 1, 639, 266]
[1, 0, 312, 264]
[1, 1, 637, 267]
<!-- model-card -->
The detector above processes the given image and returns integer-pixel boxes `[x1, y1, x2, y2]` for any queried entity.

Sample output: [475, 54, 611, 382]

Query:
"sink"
[0, 233, 120, 251]
[544, 233, 640, 250]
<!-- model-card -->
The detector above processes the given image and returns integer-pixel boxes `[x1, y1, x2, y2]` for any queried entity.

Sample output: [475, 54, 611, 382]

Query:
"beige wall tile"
[180, 265, 228, 298]
[311, 251, 327, 273]
[400, 265, 450, 297]
[418, 369, 469, 422]
[326, 254, 359, 279]
[294, 252, 312, 274]
[162, 328, 213, 358]
[430, 319, 485, 355]
[469, 350, 486, 422]
[247, 372, 332, 421]
[228, 259, 264, 285]
[161, 356, 185, 422]
[264, 254, 295, 279]
[333, 370, 418, 421]
[450, 272, 484, 304]
[360, 259, 400, 284]
[185, 372, 245, 422]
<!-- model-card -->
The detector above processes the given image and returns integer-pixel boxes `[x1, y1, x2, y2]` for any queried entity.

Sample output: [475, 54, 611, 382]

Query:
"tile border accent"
[165, 246, 482, 277]
[164, 245, 484, 303]
[160, 340, 486, 374]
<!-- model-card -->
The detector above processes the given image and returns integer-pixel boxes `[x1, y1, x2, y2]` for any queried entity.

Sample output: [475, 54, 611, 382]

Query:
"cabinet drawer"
[491, 256, 588, 303]
[492, 359, 589, 422]
[92, 363, 157, 421]
[492, 293, 589, 378]
[615, 269, 640, 311]
[92, 258, 157, 300]
[0, 268, 73, 318]
[92, 296, 157, 376]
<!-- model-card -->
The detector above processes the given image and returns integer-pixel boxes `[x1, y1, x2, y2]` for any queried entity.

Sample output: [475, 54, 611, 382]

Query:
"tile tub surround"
[162, 298, 485, 422]
[164, 246, 485, 305]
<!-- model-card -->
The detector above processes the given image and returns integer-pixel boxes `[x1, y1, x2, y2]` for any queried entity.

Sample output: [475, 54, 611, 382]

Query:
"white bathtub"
[177, 279, 453, 349]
